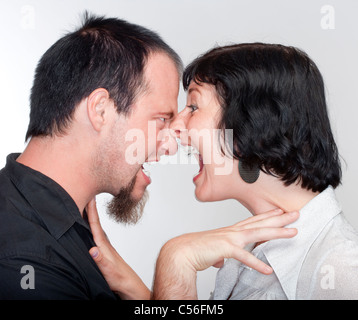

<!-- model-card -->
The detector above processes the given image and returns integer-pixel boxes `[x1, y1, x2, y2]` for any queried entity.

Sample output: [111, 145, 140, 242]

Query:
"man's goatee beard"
[106, 178, 148, 225]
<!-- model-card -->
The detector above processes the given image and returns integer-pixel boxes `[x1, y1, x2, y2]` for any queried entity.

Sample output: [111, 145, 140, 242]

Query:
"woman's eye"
[187, 104, 198, 113]
[159, 117, 166, 122]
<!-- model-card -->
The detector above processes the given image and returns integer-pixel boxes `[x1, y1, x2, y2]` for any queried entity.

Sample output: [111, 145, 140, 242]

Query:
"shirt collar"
[5, 153, 90, 240]
[255, 186, 341, 300]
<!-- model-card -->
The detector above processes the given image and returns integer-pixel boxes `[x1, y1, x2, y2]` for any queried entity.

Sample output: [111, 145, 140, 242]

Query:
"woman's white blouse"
[211, 186, 358, 300]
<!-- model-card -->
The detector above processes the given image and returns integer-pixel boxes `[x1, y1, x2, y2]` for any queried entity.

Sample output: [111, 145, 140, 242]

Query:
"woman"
[88, 43, 358, 299]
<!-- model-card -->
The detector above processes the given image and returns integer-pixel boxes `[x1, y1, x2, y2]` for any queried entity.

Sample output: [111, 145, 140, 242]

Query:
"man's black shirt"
[0, 153, 118, 299]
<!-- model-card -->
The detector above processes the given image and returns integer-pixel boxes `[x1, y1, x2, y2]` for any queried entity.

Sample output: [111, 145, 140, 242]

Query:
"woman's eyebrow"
[188, 87, 201, 95]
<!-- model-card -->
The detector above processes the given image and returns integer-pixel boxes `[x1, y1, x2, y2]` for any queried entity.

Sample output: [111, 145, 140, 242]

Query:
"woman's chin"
[194, 185, 218, 202]
[193, 182, 206, 202]
[193, 169, 231, 202]
[194, 181, 233, 203]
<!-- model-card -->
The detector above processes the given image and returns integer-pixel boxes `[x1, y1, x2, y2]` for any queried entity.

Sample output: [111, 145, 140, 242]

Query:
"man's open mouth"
[141, 163, 152, 184]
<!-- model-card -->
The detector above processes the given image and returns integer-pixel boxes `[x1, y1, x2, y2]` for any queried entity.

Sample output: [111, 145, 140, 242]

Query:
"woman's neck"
[234, 173, 320, 215]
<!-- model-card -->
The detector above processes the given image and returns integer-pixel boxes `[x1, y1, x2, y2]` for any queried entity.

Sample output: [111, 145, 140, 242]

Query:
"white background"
[0, 0, 357, 299]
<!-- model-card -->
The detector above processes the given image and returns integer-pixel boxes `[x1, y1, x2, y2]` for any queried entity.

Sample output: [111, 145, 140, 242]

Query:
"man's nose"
[169, 111, 189, 146]
[160, 129, 178, 156]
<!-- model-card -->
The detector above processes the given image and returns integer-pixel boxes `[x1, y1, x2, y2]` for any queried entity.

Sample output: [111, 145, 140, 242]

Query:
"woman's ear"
[87, 88, 111, 132]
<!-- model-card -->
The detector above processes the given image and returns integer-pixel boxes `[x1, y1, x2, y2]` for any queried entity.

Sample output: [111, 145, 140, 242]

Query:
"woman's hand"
[152, 209, 299, 299]
[86, 198, 151, 300]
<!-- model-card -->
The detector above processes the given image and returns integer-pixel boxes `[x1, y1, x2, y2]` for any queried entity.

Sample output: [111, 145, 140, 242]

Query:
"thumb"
[89, 246, 103, 262]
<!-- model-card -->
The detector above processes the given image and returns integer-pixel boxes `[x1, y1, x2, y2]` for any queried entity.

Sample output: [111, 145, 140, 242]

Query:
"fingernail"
[91, 249, 99, 258]
[287, 228, 298, 235]
[264, 265, 273, 274]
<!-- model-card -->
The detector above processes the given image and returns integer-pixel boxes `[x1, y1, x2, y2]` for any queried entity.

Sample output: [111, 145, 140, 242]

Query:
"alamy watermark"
[20, 265, 35, 290]
[321, 5, 335, 30]
[125, 121, 234, 176]
[19, 263, 337, 293]
[20, 5, 36, 30]
[320, 264, 335, 290]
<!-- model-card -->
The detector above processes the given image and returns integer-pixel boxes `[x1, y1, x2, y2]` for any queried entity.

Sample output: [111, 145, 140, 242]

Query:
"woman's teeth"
[188, 146, 200, 156]
[198, 154, 204, 172]
[182, 145, 200, 157]
[178, 143, 203, 172]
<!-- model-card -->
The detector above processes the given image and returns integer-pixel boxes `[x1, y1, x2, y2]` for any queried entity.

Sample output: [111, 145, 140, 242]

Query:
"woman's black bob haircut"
[183, 43, 341, 193]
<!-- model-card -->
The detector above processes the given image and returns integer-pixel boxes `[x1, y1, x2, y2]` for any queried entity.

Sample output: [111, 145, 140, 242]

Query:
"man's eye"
[158, 117, 166, 122]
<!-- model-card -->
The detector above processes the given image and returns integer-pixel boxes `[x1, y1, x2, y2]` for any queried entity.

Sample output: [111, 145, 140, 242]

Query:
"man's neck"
[17, 136, 96, 215]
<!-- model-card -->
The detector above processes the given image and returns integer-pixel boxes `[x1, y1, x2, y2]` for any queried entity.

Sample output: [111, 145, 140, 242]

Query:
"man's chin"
[107, 188, 149, 225]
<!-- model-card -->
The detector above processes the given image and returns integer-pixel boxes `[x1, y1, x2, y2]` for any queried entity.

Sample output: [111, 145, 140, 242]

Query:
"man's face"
[122, 51, 180, 194]
[104, 52, 180, 223]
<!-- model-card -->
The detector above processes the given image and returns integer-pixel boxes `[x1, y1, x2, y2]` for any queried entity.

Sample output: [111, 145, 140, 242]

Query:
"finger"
[86, 198, 100, 224]
[89, 247, 110, 275]
[232, 250, 273, 275]
[86, 198, 107, 244]
[89, 246, 101, 261]
[235, 208, 284, 228]
[240, 211, 299, 230]
[241, 227, 298, 246]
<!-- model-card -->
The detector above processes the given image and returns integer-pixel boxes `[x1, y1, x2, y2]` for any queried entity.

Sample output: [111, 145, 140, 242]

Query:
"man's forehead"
[128, 52, 180, 117]
[143, 53, 180, 90]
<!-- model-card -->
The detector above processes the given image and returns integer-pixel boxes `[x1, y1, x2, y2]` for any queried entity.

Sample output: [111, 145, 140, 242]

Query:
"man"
[0, 13, 181, 299]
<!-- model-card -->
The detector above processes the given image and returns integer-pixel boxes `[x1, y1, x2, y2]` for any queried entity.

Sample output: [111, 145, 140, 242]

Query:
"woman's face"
[170, 81, 235, 202]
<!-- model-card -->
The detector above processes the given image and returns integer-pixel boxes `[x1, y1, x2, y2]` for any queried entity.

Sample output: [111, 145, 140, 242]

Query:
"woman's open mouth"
[193, 153, 204, 182]
[178, 141, 203, 183]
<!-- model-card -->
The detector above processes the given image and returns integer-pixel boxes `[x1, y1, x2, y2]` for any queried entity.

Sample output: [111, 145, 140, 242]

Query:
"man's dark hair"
[26, 12, 182, 140]
[183, 43, 341, 192]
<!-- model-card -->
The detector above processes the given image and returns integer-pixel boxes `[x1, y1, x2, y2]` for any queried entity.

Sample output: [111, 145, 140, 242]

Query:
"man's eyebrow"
[157, 111, 175, 119]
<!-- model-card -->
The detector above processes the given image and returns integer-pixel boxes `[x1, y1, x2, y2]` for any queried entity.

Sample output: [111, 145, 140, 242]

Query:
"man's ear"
[87, 88, 112, 132]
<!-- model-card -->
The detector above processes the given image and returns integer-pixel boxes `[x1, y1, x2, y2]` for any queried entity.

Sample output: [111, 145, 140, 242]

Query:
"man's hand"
[86, 198, 151, 300]
[152, 209, 299, 299]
